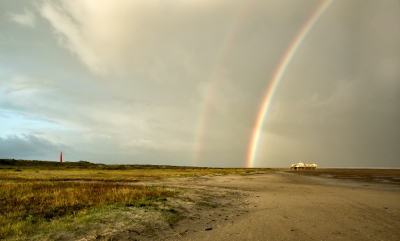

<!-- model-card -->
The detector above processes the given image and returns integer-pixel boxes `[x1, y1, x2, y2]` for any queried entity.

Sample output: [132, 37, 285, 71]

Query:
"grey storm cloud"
[0, 0, 399, 167]
[0, 134, 60, 159]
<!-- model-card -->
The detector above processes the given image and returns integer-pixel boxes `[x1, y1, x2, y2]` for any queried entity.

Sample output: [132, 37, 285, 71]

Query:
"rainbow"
[246, 0, 334, 168]
[194, 3, 253, 166]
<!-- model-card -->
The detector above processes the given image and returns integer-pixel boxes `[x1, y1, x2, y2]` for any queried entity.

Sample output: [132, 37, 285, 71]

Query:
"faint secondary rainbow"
[193, 32, 235, 166]
[246, 0, 334, 168]
[194, 3, 253, 166]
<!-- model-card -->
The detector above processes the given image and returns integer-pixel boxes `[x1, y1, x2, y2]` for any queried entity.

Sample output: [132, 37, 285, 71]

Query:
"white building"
[290, 161, 317, 170]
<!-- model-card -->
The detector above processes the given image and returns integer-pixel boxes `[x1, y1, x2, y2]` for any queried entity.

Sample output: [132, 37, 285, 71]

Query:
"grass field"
[0, 159, 268, 240]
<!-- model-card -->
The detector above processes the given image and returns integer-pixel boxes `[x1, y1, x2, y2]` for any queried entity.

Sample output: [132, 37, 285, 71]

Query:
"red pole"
[59, 152, 62, 163]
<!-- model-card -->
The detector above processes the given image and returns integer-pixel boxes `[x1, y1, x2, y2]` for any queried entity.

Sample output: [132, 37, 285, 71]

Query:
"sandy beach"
[119, 170, 400, 241]
[32, 169, 399, 241]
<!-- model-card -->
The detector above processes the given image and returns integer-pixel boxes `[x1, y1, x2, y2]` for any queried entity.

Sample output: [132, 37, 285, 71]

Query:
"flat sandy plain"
[110, 168, 400, 241]
[18, 168, 399, 241]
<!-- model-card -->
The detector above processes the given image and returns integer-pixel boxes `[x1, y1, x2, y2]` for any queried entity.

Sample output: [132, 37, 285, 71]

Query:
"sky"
[0, 0, 399, 168]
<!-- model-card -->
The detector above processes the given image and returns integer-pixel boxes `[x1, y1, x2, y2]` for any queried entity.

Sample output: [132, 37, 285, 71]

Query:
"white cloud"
[9, 8, 36, 28]
[0, 75, 56, 94]
[38, 0, 248, 78]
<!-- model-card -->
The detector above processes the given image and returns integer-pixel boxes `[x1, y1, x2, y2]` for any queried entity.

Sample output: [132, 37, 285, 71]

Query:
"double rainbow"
[246, 0, 334, 168]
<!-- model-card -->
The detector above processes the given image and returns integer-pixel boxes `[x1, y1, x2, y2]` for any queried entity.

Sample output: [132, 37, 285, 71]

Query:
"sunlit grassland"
[0, 182, 173, 239]
[0, 168, 259, 183]
[0, 159, 265, 182]
[0, 159, 269, 239]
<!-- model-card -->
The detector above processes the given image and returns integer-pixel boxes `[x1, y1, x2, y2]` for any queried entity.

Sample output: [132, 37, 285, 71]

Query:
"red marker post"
[59, 151, 62, 163]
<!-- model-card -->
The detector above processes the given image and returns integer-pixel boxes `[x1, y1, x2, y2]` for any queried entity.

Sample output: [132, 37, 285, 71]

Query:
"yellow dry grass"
[0, 160, 269, 239]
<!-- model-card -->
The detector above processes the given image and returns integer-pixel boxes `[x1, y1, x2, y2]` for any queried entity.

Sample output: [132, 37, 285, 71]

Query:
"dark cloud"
[0, 0, 399, 167]
[0, 134, 61, 160]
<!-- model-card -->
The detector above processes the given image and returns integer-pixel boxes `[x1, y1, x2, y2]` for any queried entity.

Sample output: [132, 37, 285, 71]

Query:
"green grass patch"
[0, 181, 175, 239]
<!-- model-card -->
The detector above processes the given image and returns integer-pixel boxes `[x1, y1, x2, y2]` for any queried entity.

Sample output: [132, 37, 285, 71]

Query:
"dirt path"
[164, 172, 400, 241]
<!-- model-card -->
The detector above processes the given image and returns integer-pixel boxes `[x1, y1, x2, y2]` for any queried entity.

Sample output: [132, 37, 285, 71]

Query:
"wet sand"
[165, 170, 400, 241]
[100, 170, 400, 241]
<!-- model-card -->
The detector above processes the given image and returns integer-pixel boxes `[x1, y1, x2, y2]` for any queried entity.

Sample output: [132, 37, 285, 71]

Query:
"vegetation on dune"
[0, 181, 175, 239]
[0, 159, 267, 183]
[0, 159, 270, 240]
[0, 158, 254, 171]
